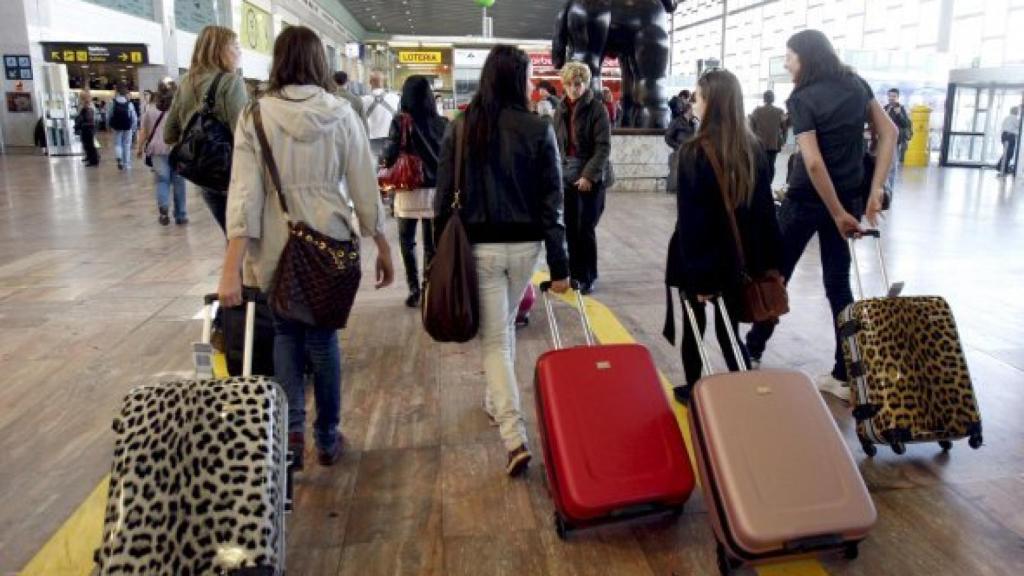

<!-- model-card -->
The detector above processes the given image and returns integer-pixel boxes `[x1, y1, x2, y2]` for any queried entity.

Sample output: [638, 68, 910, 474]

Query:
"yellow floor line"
[534, 273, 828, 576]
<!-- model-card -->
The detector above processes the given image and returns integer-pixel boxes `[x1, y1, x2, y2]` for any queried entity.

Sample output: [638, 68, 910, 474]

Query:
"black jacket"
[554, 90, 612, 184]
[666, 143, 782, 296]
[434, 108, 569, 281]
[664, 115, 696, 150]
[884, 103, 912, 143]
[381, 113, 449, 188]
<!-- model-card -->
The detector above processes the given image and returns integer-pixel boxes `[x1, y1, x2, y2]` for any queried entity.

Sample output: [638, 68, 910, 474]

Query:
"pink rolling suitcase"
[683, 297, 876, 575]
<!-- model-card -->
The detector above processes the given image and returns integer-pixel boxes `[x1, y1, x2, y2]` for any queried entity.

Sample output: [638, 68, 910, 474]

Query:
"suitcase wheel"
[890, 441, 907, 455]
[716, 542, 741, 575]
[859, 437, 877, 458]
[939, 440, 953, 452]
[969, 433, 983, 449]
[554, 513, 572, 540]
[842, 542, 860, 560]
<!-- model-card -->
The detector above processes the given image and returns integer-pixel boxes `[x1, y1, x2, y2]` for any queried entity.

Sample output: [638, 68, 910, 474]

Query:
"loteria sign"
[398, 51, 443, 64]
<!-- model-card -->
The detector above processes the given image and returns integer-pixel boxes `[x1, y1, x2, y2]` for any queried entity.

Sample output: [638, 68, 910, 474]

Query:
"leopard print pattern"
[95, 377, 287, 575]
[842, 296, 981, 445]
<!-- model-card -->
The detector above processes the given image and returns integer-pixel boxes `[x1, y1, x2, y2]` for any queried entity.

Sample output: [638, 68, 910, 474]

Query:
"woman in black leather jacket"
[434, 45, 569, 478]
[382, 75, 449, 307]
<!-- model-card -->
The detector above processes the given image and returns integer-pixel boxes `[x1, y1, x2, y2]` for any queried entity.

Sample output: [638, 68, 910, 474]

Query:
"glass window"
[83, 0, 155, 21]
[176, 0, 219, 34]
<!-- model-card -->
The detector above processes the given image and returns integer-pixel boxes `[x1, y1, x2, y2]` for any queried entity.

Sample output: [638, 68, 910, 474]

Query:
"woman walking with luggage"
[164, 25, 248, 233]
[218, 25, 394, 469]
[665, 69, 782, 403]
[434, 45, 569, 477]
[381, 75, 449, 307]
[138, 82, 188, 225]
[744, 30, 896, 401]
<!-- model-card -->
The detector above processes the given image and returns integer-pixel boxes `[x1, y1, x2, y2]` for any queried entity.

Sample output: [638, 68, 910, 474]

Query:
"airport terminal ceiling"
[335, 0, 566, 38]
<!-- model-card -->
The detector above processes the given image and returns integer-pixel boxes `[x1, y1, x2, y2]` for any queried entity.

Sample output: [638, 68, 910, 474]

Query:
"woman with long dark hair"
[218, 26, 394, 469]
[382, 75, 449, 307]
[665, 69, 782, 402]
[745, 30, 896, 401]
[434, 45, 569, 477]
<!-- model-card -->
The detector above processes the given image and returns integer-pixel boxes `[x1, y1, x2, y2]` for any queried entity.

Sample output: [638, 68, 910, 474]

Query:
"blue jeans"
[113, 130, 133, 167]
[745, 198, 858, 380]
[273, 315, 342, 450]
[151, 155, 186, 221]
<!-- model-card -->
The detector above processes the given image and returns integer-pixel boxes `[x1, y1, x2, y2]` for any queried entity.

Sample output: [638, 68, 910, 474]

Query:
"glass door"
[943, 83, 1024, 170]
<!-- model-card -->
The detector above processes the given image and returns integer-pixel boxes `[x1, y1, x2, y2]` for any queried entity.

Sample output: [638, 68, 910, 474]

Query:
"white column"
[0, 0, 39, 148]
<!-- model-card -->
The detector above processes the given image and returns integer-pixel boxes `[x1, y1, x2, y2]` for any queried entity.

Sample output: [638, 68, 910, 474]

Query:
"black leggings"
[680, 293, 749, 387]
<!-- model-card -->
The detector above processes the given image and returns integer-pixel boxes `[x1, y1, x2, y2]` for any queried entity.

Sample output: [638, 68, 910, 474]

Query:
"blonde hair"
[560, 61, 591, 87]
[191, 26, 238, 76]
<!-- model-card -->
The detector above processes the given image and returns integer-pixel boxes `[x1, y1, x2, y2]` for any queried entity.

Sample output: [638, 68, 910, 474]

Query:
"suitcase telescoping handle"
[848, 229, 902, 300]
[539, 280, 595, 349]
[202, 291, 258, 378]
[681, 295, 747, 378]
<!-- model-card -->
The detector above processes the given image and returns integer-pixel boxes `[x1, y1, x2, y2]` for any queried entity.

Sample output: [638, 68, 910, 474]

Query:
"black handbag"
[170, 73, 234, 192]
[252, 101, 363, 330]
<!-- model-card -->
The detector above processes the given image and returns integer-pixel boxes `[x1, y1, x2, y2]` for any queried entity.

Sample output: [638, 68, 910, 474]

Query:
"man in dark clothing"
[77, 92, 100, 166]
[537, 81, 561, 113]
[749, 90, 788, 185]
[333, 71, 368, 132]
[553, 62, 612, 295]
[885, 88, 912, 163]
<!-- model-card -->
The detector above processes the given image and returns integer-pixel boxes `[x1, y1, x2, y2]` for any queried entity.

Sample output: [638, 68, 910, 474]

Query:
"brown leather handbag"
[252, 101, 362, 329]
[421, 119, 479, 343]
[703, 141, 789, 323]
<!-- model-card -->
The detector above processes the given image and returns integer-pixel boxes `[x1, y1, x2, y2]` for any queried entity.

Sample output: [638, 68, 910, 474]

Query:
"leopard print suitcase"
[94, 376, 288, 575]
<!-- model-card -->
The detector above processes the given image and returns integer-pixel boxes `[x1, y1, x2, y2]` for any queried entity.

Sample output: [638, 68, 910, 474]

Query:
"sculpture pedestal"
[608, 129, 671, 193]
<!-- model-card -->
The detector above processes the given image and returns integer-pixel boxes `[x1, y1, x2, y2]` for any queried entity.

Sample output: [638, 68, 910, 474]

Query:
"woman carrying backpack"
[138, 82, 187, 225]
[381, 75, 449, 307]
[110, 84, 138, 171]
[217, 26, 394, 469]
[665, 69, 782, 403]
[164, 25, 248, 233]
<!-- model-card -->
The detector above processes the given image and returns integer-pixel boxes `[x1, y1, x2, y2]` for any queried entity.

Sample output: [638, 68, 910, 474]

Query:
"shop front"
[392, 48, 453, 107]
[528, 51, 622, 104]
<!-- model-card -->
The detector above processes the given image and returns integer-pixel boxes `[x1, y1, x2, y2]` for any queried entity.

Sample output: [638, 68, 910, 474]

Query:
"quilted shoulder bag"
[252, 100, 362, 330]
[377, 113, 425, 192]
[702, 141, 789, 323]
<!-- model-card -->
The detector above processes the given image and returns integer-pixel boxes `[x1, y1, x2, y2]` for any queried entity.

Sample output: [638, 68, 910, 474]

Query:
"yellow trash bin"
[904, 104, 931, 167]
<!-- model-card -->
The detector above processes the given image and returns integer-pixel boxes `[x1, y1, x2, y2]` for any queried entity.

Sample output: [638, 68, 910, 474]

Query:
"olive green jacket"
[163, 70, 249, 146]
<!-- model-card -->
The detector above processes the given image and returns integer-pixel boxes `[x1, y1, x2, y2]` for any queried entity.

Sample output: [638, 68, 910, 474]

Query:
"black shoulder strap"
[204, 73, 225, 111]
[144, 111, 166, 149]
[251, 101, 289, 217]
[452, 117, 464, 209]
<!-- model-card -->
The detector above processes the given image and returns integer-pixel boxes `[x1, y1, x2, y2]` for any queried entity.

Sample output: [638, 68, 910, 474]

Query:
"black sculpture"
[553, 0, 679, 129]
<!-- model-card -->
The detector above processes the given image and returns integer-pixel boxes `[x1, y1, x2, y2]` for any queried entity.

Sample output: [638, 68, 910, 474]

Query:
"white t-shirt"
[1002, 114, 1020, 135]
[362, 89, 400, 140]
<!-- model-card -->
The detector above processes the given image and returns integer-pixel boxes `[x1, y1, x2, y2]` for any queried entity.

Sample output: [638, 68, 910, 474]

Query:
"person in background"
[665, 69, 782, 403]
[537, 80, 561, 115]
[381, 75, 449, 307]
[884, 88, 912, 164]
[601, 86, 617, 125]
[554, 61, 612, 295]
[138, 82, 187, 226]
[109, 84, 138, 171]
[997, 106, 1019, 178]
[78, 91, 100, 167]
[434, 45, 569, 477]
[219, 25, 394, 470]
[665, 99, 697, 194]
[333, 70, 367, 132]
[745, 30, 897, 402]
[749, 90, 788, 186]
[362, 69, 401, 158]
[435, 93, 445, 116]
[95, 99, 108, 131]
[164, 25, 248, 234]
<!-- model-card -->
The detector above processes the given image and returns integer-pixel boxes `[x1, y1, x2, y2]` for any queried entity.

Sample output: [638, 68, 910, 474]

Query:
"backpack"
[169, 73, 234, 193]
[367, 93, 396, 118]
[110, 100, 133, 131]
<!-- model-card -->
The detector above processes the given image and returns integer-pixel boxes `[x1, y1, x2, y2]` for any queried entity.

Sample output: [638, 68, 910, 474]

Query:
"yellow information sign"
[240, 1, 273, 55]
[398, 51, 443, 64]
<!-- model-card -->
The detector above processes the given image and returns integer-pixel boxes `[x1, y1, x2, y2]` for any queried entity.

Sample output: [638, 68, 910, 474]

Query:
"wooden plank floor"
[1, 143, 1024, 575]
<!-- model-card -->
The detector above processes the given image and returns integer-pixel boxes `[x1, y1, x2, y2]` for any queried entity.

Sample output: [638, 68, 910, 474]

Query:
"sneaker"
[117, 159, 123, 170]
[175, 217, 189, 225]
[506, 445, 531, 477]
[318, 436, 344, 466]
[405, 291, 420, 308]
[288, 431, 305, 472]
[816, 373, 851, 404]
[515, 314, 529, 328]
[158, 208, 170, 226]
[749, 357, 762, 370]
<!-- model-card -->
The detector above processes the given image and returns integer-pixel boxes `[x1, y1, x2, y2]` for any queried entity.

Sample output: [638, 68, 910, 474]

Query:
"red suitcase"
[683, 297, 876, 575]
[534, 281, 695, 538]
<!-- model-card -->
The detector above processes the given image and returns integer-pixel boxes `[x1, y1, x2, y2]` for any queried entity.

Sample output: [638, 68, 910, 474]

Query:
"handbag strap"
[203, 73, 225, 112]
[144, 110, 166, 150]
[700, 140, 748, 274]
[452, 117, 465, 209]
[251, 101, 290, 217]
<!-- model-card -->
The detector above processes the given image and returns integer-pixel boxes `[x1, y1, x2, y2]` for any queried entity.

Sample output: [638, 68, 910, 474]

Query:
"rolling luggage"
[535, 281, 694, 538]
[685, 297, 875, 575]
[94, 293, 289, 575]
[218, 288, 276, 377]
[839, 230, 983, 456]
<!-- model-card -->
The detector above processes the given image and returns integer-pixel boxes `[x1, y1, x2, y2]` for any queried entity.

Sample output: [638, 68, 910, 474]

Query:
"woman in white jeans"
[434, 45, 570, 477]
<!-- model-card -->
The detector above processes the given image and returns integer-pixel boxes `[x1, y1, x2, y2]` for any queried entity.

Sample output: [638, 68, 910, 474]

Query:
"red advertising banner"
[529, 52, 621, 78]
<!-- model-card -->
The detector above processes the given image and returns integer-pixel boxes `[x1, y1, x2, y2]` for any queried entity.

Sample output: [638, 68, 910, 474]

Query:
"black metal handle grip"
[204, 288, 264, 306]
[539, 279, 579, 293]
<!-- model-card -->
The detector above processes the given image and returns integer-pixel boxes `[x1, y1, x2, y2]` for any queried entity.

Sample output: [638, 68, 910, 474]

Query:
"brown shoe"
[289, 431, 305, 471]
[506, 445, 531, 477]
[318, 436, 345, 466]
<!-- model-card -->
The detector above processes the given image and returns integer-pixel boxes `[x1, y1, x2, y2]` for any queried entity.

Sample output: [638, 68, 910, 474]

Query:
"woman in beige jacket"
[218, 26, 394, 469]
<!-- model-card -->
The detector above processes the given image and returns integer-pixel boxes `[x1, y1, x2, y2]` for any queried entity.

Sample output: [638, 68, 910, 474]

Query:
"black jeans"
[564, 179, 606, 285]
[998, 132, 1017, 174]
[81, 128, 99, 164]
[397, 217, 435, 294]
[745, 198, 857, 380]
[201, 187, 228, 234]
[680, 293, 749, 388]
[766, 150, 779, 187]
